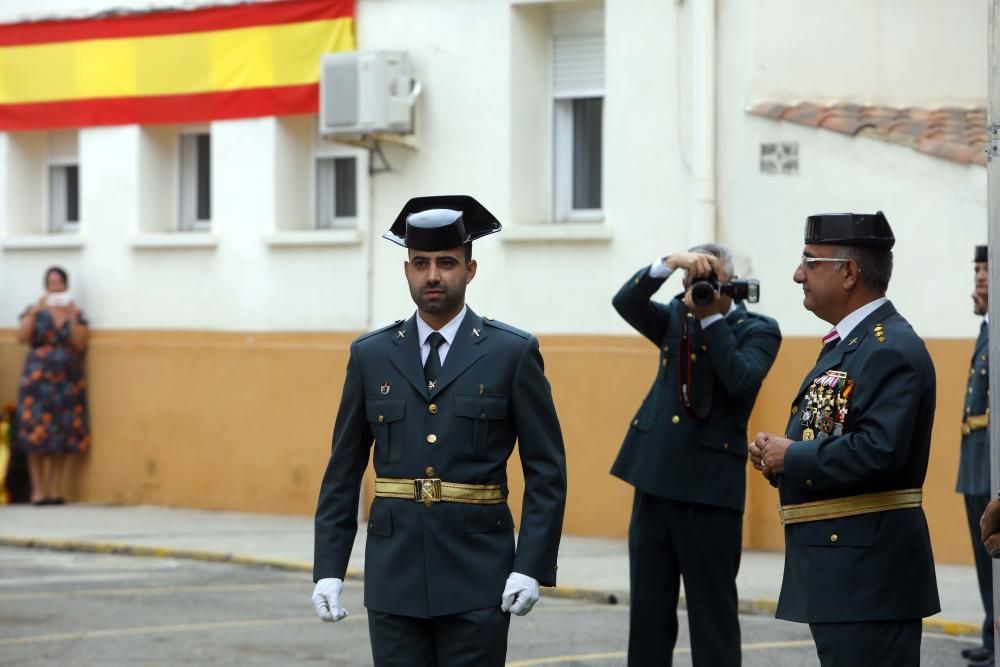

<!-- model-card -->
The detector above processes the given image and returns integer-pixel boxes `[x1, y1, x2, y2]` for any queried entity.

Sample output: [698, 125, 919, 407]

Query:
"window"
[47, 131, 80, 233]
[179, 132, 211, 231]
[315, 155, 358, 228]
[552, 6, 605, 222]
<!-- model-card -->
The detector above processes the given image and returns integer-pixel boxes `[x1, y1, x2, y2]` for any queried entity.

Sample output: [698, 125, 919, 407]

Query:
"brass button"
[805, 479, 813, 486]
[662, 359, 667, 367]
[632, 419, 639, 426]
[480, 413, 487, 420]
[425, 466, 435, 477]
[426, 434, 437, 444]
[671, 415, 680, 424]
[701, 345, 708, 352]
[428, 403, 439, 414]
[687, 313, 694, 319]
[982, 369, 988, 375]
[969, 387, 974, 394]
[690, 353, 697, 361]
[971, 368, 976, 376]
[830, 534, 839, 543]
[791, 405, 799, 415]
[663, 345, 670, 353]
[723, 442, 729, 449]
[378, 415, 385, 423]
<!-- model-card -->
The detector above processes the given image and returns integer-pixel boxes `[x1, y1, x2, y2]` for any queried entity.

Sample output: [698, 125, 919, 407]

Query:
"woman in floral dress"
[15, 266, 90, 505]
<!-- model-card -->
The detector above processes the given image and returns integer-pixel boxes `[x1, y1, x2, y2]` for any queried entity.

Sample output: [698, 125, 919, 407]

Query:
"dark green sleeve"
[313, 343, 373, 582]
[699, 316, 782, 399]
[612, 265, 672, 344]
[510, 337, 567, 587]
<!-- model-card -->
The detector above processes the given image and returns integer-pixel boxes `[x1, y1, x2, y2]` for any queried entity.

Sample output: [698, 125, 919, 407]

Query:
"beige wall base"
[0, 330, 977, 564]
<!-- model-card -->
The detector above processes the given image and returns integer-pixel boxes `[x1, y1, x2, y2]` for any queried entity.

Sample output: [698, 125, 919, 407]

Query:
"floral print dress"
[15, 308, 90, 455]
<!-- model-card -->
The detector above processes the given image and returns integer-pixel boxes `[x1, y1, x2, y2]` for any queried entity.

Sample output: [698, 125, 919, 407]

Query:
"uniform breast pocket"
[366, 399, 406, 463]
[454, 395, 509, 456]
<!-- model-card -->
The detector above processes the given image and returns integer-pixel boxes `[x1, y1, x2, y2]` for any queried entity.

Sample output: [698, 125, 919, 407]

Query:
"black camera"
[690, 274, 760, 306]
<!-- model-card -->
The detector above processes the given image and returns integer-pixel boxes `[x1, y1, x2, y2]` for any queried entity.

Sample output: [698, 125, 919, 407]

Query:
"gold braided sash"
[961, 413, 989, 436]
[779, 488, 922, 525]
[375, 477, 506, 506]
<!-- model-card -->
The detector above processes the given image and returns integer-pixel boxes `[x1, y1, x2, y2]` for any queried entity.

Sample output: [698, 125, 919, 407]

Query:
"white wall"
[0, 0, 989, 339]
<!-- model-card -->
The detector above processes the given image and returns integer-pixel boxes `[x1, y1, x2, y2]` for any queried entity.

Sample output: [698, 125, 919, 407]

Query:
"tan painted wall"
[0, 330, 976, 564]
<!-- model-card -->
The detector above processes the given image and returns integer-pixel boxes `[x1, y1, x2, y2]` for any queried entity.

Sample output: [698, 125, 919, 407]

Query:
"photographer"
[610, 244, 781, 666]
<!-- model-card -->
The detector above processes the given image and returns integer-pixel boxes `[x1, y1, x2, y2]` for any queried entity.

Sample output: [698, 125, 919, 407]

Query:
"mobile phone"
[46, 293, 72, 307]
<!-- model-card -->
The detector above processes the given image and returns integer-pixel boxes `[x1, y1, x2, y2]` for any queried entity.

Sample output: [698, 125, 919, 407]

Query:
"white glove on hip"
[312, 577, 349, 622]
[500, 571, 540, 616]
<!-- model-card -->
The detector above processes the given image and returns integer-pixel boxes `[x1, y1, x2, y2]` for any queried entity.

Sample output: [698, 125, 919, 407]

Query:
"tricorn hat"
[975, 244, 988, 263]
[383, 195, 502, 250]
[804, 211, 895, 250]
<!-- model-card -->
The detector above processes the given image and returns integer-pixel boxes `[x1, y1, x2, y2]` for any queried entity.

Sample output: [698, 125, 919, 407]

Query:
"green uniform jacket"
[776, 301, 940, 622]
[957, 321, 990, 495]
[610, 265, 781, 512]
[313, 307, 567, 618]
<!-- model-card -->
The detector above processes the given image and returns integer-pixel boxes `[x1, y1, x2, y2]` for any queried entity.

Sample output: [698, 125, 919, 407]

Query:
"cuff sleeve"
[648, 258, 674, 279]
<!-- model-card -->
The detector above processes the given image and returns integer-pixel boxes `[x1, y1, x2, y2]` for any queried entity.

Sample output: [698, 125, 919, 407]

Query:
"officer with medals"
[611, 245, 782, 666]
[749, 212, 940, 666]
[310, 195, 568, 666]
[959, 244, 992, 667]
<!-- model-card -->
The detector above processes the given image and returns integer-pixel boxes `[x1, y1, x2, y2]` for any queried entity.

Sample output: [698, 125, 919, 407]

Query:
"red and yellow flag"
[0, 0, 355, 130]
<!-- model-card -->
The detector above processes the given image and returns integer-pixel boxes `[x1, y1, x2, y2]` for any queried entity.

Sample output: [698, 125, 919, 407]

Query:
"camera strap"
[678, 312, 709, 419]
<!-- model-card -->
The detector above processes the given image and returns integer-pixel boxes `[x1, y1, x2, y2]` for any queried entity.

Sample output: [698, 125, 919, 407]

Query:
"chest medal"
[799, 370, 854, 439]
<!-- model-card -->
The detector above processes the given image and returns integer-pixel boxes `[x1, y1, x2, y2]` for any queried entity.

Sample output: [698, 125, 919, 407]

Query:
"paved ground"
[0, 547, 981, 666]
[0, 503, 985, 633]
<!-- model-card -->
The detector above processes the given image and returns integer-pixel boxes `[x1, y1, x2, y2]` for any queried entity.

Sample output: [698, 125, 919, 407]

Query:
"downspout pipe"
[689, 0, 717, 244]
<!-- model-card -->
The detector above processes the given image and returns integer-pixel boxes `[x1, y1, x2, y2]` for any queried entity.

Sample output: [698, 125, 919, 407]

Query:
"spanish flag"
[0, 0, 355, 130]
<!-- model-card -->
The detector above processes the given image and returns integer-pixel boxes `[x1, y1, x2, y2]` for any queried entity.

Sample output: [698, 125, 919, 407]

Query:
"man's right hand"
[664, 252, 717, 279]
[312, 578, 349, 622]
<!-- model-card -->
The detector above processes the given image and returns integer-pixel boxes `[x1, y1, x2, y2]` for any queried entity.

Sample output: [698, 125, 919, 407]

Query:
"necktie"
[817, 329, 840, 362]
[424, 332, 446, 393]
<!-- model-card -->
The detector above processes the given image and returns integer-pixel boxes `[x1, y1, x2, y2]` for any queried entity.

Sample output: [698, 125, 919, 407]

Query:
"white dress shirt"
[416, 305, 467, 366]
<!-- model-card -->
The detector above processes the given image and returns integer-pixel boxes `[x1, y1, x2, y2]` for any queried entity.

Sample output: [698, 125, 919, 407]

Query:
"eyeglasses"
[799, 255, 849, 270]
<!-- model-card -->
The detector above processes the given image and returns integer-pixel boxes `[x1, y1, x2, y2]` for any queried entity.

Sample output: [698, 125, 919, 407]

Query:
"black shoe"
[49, 497, 65, 505]
[968, 658, 994, 667]
[963, 646, 993, 661]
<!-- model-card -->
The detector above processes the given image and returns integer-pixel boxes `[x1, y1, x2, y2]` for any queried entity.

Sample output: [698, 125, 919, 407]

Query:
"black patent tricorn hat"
[383, 195, 502, 250]
[975, 244, 988, 263]
[804, 210, 895, 250]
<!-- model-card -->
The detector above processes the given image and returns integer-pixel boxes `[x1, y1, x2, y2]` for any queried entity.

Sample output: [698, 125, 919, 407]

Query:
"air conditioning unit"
[319, 51, 421, 136]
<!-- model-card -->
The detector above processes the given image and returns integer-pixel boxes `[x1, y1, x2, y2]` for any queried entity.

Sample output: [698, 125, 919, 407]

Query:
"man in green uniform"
[310, 195, 567, 666]
[611, 244, 781, 665]
[749, 211, 940, 666]
[959, 244, 992, 667]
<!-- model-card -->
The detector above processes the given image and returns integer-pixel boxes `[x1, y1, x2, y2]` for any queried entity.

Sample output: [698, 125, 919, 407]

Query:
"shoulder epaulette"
[873, 322, 888, 344]
[356, 319, 405, 343]
[482, 316, 532, 340]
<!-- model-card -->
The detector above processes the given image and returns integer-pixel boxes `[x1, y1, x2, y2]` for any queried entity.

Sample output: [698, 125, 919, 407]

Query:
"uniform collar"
[833, 296, 888, 342]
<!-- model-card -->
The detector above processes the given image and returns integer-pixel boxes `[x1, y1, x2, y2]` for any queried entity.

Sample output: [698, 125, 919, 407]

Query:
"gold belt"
[779, 488, 922, 525]
[375, 477, 506, 507]
[962, 413, 989, 436]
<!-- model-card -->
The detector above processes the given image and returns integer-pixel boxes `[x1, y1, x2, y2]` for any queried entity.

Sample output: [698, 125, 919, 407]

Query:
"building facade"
[0, 0, 987, 563]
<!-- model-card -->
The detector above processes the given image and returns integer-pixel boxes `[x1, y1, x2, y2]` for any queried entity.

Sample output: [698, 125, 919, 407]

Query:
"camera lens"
[691, 281, 716, 306]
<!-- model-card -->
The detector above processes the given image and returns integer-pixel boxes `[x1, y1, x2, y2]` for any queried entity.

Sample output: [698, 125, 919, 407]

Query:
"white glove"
[500, 572, 540, 616]
[312, 577, 349, 622]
